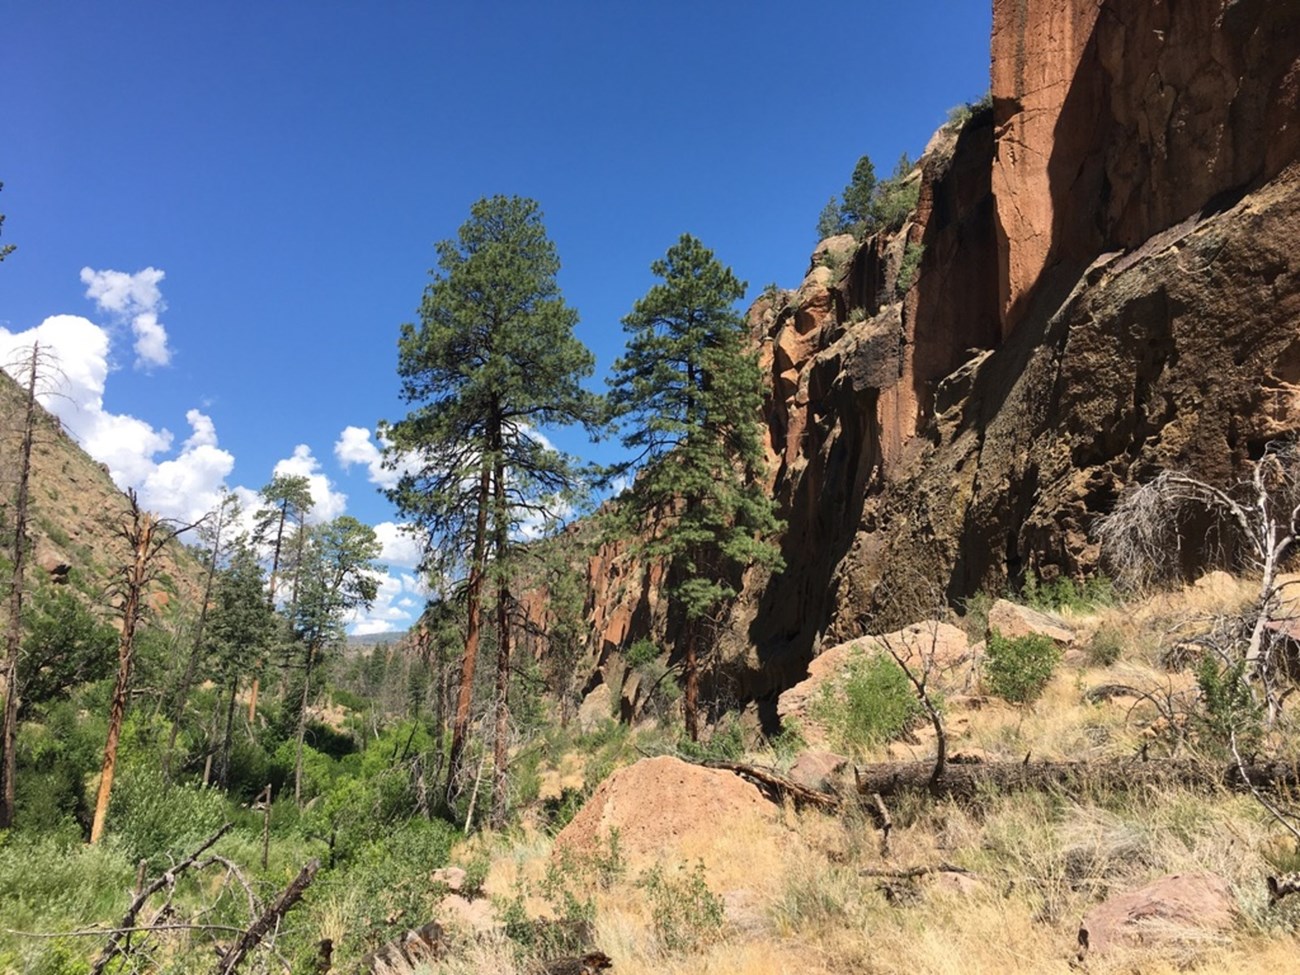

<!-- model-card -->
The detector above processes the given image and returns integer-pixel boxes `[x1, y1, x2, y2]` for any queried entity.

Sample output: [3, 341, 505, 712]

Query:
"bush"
[1195, 656, 1262, 755]
[896, 242, 925, 296]
[813, 650, 922, 752]
[1086, 626, 1124, 667]
[984, 630, 1061, 704]
[641, 860, 725, 954]
[105, 764, 229, 868]
[1022, 572, 1115, 612]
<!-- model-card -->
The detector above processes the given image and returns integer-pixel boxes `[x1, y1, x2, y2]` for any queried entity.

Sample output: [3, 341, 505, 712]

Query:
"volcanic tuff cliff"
[539, 0, 1300, 719]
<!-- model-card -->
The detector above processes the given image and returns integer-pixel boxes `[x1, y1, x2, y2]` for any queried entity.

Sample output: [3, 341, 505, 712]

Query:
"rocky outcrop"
[992, 0, 1300, 332]
[528, 0, 1300, 729]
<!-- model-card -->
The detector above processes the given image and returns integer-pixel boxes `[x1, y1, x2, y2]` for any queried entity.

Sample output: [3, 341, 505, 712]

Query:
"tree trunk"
[0, 343, 38, 829]
[490, 460, 511, 830]
[247, 505, 288, 727]
[217, 674, 239, 789]
[447, 461, 492, 802]
[294, 642, 318, 807]
[91, 499, 153, 844]
[683, 623, 700, 741]
[163, 502, 229, 779]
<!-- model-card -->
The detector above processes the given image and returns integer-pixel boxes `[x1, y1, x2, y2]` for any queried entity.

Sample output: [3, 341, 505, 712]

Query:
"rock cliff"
[545, 0, 1300, 719]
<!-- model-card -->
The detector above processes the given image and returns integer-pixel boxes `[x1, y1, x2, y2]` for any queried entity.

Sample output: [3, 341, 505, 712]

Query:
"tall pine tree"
[608, 234, 782, 739]
[382, 195, 600, 818]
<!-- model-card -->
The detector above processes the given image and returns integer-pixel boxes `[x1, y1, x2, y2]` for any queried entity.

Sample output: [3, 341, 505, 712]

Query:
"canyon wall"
[554, 0, 1300, 719]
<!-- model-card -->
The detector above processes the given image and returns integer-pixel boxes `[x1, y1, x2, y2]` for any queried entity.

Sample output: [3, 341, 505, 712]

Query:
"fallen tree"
[852, 755, 1300, 801]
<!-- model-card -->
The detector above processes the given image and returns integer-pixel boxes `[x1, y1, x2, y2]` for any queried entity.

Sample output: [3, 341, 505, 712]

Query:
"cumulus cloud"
[0, 317, 235, 522]
[347, 568, 428, 636]
[334, 425, 416, 490]
[80, 266, 172, 369]
[273, 444, 347, 522]
[139, 410, 235, 523]
[373, 521, 426, 569]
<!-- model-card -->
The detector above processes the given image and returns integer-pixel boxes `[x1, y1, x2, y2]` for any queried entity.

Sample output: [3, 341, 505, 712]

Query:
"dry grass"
[411, 578, 1300, 974]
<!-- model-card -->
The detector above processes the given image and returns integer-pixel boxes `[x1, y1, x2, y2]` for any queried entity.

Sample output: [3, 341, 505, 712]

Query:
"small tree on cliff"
[607, 234, 783, 739]
[381, 195, 601, 813]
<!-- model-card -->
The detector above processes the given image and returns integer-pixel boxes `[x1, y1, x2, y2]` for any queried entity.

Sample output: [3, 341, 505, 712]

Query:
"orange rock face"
[992, 0, 1300, 333]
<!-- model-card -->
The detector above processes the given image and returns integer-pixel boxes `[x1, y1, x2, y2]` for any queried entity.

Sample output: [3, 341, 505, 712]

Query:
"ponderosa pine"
[607, 234, 782, 739]
[381, 195, 600, 819]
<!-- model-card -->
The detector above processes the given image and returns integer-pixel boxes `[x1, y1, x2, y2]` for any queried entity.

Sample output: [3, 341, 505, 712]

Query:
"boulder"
[787, 749, 848, 793]
[986, 599, 1075, 646]
[553, 755, 780, 871]
[575, 685, 612, 734]
[1077, 872, 1236, 959]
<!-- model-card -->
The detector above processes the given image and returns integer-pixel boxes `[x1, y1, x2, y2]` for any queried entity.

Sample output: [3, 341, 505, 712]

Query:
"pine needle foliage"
[607, 234, 782, 736]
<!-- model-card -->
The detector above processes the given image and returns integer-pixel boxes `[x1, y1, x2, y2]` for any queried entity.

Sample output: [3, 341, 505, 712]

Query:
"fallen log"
[701, 759, 840, 810]
[854, 757, 1300, 801]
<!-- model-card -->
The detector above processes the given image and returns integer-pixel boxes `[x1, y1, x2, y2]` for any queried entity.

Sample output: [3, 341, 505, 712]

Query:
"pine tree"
[607, 234, 782, 739]
[382, 195, 601, 819]
[290, 516, 381, 804]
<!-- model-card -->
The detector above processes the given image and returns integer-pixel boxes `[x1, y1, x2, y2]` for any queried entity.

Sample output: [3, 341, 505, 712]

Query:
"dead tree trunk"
[214, 857, 319, 974]
[853, 756, 1300, 802]
[90, 491, 201, 844]
[0, 342, 40, 829]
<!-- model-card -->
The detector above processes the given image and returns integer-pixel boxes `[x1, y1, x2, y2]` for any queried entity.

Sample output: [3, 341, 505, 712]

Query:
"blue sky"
[0, 1, 991, 633]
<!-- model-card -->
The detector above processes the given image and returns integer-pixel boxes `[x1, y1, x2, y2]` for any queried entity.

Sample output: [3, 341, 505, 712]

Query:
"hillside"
[0, 364, 205, 607]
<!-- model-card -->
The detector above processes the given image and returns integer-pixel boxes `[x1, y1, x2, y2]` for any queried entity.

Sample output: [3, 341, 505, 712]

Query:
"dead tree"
[89, 490, 203, 844]
[213, 857, 319, 974]
[0, 341, 61, 829]
[1098, 444, 1300, 723]
[164, 489, 239, 778]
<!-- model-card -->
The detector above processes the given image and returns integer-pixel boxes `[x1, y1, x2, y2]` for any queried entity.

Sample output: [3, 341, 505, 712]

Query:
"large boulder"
[1077, 872, 1236, 960]
[553, 756, 782, 872]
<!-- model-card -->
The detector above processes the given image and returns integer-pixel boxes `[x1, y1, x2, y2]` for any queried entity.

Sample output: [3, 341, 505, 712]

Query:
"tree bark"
[447, 460, 492, 802]
[0, 343, 38, 829]
[683, 623, 700, 741]
[490, 459, 511, 829]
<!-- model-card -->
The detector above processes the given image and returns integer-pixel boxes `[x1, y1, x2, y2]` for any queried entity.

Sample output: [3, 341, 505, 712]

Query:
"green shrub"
[984, 630, 1061, 704]
[105, 764, 229, 868]
[961, 590, 996, 642]
[813, 650, 921, 752]
[677, 715, 745, 762]
[1086, 626, 1124, 667]
[641, 860, 725, 954]
[896, 242, 925, 296]
[626, 638, 659, 669]
[1022, 573, 1115, 612]
[1195, 656, 1262, 755]
[312, 817, 455, 942]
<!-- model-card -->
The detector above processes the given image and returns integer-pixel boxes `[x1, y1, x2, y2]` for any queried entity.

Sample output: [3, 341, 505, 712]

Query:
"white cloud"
[345, 567, 428, 636]
[274, 444, 347, 522]
[80, 266, 172, 369]
[139, 410, 235, 523]
[0, 317, 235, 523]
[373, 521, 426, 569]
[334, 425, 415, 490]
